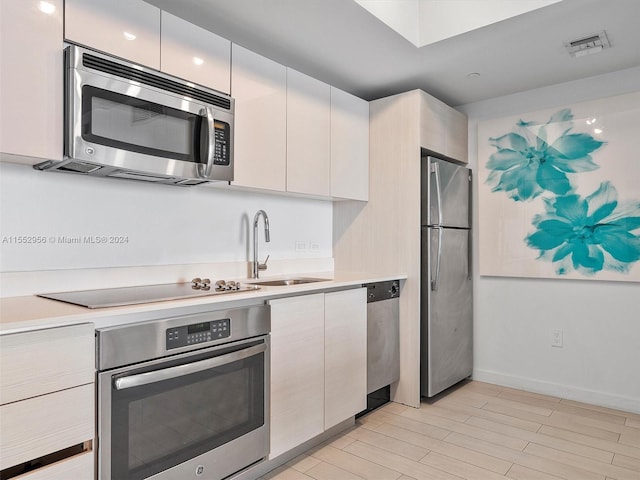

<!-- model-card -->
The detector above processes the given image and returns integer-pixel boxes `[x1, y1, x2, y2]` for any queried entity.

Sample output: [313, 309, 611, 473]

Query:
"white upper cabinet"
[286, 68, 331, 197]
[160, 12, 230, 94]
[330, 87, 369, 201]
[0, 0, 63, 163]
[65, 0, 160, 69]
[231, 45, 287, 192]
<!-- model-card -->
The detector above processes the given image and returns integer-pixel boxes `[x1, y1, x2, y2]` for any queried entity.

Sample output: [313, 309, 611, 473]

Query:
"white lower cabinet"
[269, 293, 325, 458]
[324, 288, 367, 429]
[13, 451, 94, 480]
[269, 288, 367, 458]
[0, 324, 95, 479]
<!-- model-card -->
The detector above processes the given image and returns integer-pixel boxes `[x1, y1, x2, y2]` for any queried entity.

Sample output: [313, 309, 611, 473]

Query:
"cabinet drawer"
[11, 451, 93, 480]
[0, 384, 94, 470]
[0, 323, 94, 405]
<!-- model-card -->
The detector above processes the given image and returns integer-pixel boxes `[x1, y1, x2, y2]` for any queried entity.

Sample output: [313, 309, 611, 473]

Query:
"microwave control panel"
[166, 319, 230, 350]
[213, 121, 230, 165]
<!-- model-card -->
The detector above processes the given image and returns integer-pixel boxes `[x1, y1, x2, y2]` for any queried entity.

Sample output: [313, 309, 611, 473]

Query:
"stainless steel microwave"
[35, 45, 234, 186]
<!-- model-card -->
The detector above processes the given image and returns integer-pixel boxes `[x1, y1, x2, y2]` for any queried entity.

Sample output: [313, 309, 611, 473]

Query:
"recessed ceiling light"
[123, 32, 137, 41]
[38, 1, 56, 15]
[193, 57, 204, 66]
[466, 72, 481, 79]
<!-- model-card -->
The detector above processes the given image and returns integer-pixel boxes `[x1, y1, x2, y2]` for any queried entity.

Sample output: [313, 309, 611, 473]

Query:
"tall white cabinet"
[0, 0, 63, 164]
[333, 89, 468, 408]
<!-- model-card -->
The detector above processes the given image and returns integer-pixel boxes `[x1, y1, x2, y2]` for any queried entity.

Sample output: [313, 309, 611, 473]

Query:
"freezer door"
[421, 226, 472, 397]
[422, 157, 471, 228]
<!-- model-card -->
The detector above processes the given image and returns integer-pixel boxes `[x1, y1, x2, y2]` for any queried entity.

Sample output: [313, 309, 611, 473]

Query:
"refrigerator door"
[422, 156, 471, 228]
[421, 226, 472, 397]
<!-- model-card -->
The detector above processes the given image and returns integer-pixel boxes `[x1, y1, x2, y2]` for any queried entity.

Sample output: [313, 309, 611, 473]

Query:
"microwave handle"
[199, 107, 216, 178]
[114, 342, 266, 391]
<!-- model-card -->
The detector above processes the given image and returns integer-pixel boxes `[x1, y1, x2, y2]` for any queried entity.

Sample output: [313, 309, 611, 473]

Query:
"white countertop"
[0, 271, 406, 334]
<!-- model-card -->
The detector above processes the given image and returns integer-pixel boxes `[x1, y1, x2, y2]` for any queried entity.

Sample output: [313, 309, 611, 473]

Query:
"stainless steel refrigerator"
[420, 155, 473, 398]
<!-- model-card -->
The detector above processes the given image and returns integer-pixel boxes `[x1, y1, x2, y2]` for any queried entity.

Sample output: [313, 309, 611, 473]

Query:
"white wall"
[458, 66, 640, 413]
[0, 162, 332, 272]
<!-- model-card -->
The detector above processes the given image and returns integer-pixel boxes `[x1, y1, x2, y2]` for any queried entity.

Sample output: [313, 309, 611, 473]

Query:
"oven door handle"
[113, 343, 266, 391]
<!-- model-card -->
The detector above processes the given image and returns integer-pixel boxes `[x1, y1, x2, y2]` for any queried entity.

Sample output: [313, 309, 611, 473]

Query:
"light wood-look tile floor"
[261, 380, 640, 480]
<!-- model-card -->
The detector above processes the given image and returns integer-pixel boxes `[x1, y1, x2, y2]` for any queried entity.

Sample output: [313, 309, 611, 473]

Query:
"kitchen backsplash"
[0, 162, 332, 272]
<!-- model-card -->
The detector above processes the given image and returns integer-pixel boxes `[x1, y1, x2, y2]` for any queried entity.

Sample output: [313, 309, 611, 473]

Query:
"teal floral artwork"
[486, 109, 605, 201]
[526, 182, 640, 275]
[478, 93, 640, 281]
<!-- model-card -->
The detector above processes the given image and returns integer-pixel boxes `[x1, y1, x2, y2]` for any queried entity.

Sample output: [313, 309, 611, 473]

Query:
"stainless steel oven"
[96, 304, 270, 480]
[35, 45, 234, 186]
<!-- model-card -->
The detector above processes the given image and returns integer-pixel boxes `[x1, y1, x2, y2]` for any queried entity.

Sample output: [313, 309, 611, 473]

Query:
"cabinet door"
[269, 294, 325, 458]
[16, 451, 93, 480]
[231, 45, 286, 192]
[330, 87, 369, 201]
[0, 0, 62, 163]
[0, 384, 94, 470]
[445, 107, 469, 163]
[0, 323, 94, 405]
[161, 12, 230, 93]
[420, 92, 468, 163]
[324, 288, 367, 429]
[286, 68, 331, 196]
[65, 0, 160, 69]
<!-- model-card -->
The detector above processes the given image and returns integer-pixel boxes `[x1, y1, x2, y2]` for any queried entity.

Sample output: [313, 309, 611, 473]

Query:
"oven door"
[98, 335, 269, 480]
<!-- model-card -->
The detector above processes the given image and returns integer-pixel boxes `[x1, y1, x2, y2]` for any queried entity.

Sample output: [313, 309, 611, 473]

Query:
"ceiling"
[146, 0, 640, 106]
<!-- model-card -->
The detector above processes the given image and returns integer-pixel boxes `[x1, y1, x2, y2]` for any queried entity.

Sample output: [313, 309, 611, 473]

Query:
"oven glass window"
[109, 343, 265, 480]
[82, 86, 206, 163]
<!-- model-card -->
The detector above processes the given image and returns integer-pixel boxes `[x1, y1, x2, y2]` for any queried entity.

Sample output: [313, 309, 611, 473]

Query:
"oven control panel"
[166, 319, 230, 350]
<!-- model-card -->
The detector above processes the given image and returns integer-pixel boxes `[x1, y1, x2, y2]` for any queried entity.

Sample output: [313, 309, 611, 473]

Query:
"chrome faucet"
[252, 210, 270, 279]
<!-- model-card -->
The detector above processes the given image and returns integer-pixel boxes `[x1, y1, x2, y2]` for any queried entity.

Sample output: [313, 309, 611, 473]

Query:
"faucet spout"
[253, 210, 270, 279]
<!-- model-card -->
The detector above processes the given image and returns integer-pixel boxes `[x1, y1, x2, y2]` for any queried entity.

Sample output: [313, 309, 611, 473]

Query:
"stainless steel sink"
[247, 277, 331, 286]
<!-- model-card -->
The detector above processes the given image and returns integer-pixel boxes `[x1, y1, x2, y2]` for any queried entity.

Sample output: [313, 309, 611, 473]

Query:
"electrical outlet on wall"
[551, 329, 563, 348]
[295, 241, 307, 252]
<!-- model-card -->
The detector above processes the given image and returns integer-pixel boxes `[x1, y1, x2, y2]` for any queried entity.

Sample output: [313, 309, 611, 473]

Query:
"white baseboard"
[473, 368, 640, 415]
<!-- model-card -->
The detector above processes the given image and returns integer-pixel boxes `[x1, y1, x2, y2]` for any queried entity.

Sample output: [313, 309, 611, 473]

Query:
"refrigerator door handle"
[467, 229, 472, 280]
[431, 160, 443, 226]
[432, 226, 443, 291]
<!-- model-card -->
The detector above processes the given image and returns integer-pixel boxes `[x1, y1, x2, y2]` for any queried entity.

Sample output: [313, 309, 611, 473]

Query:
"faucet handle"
[258, 254, 270, 271]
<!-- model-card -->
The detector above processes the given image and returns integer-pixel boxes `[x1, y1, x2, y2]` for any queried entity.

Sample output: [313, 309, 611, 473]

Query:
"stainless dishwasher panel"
[365, 280, 400, 394]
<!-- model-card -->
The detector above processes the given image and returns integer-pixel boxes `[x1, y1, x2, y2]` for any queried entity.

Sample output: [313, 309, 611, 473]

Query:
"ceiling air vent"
[565, 31, 610, 57]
